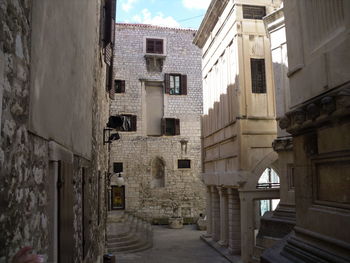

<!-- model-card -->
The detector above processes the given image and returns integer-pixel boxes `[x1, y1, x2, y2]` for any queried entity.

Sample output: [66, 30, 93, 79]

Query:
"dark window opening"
[243, 5, 266, 20]
[146, 38, 164, 54]
[115, 80, 125, 93]
[178, 159, 191, 169]
[107, 115, 137, 131]
[251, 58, 266, 93]
[164, 74, 187, 95]
[162, 118, 180, 136]
[113, 162, 123, 173]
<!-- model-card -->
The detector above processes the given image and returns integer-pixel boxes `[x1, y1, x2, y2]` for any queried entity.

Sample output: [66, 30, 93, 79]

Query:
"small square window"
[115, 80, 125, 93]
[162, 118, 180, 136]
[146, 38, 164, 54]
[178, 159, 191, 169]
[113, 162, 123, 173]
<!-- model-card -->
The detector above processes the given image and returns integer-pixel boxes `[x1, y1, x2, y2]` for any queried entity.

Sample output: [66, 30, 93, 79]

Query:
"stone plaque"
[315, 160, 350, 207]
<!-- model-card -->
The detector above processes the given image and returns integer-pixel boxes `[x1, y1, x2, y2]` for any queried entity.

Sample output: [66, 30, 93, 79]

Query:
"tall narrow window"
[164, 74, 187, 95]
[146, 38, 164, 54]
[251, 58, 266, 93]
[243, 5, 266, 20]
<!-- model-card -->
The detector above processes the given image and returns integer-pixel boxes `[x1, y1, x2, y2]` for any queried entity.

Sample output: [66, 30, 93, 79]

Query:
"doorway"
[111, 186, 125, 210]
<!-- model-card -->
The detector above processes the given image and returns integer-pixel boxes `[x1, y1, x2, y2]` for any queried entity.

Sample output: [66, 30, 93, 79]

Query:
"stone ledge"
[200, 234, 243, 263]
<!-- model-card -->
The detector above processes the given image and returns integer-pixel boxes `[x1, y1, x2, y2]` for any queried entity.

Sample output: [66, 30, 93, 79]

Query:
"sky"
[116, 0, 211, 29]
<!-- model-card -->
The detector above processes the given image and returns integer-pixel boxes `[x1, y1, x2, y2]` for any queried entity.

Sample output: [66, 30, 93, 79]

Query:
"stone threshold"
[200, 235, 243, 263]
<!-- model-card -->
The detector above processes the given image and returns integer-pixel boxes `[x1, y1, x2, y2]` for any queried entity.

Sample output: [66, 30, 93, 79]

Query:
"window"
[178, 159, 191, 169]
[164, 74, 187, 95]
[287, 164, 295, 190]
[113, 162, 123, 173]
[115, 80, 125, 93]
[146, 38, 164, 54]
[243, 5, 266, 20]
[162, 118, 180, 136]
[251, 58, 266, 93]
[107, 114, 137, 131]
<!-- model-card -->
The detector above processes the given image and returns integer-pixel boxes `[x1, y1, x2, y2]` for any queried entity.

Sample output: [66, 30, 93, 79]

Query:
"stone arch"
[151, 156, 165, 188]
[245, 151, 279, 190]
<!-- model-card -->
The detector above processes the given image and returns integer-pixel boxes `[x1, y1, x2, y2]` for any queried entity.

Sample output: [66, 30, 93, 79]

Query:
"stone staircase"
[107, 211, 153, 254]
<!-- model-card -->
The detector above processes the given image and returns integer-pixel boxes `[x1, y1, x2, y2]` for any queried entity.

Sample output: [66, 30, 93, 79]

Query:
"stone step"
[108, 240, 149, 253]
[107, 237, 140, 248]
[112, 243, 153, 254]
[253, 245, 265, 260]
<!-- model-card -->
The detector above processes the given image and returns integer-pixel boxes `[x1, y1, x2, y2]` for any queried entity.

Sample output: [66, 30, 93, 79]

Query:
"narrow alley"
[115, 225, 231, 263]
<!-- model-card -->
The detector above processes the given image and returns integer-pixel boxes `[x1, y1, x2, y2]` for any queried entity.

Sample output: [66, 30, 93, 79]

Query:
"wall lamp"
[103, 128, 120, 145]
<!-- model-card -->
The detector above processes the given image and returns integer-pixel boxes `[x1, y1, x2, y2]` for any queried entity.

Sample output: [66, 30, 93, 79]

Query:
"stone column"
[228, 188, 241, 254]
[218, 186, 228, 247]
[205, 185, 212, 237]
[211, 186, 220, 242]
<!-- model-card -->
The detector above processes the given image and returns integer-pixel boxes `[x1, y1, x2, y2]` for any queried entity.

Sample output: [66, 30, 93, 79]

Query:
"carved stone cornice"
[279, 83, 350, 135]
[272, 137, 293, 152]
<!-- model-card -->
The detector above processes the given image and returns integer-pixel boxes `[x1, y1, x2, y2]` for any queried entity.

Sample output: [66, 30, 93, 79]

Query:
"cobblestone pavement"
[115, 225, 230, 263]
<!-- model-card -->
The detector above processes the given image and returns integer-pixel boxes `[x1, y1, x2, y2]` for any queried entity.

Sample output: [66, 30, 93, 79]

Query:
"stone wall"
[0, 0, 110, 262]
[110, 24, 205, 222]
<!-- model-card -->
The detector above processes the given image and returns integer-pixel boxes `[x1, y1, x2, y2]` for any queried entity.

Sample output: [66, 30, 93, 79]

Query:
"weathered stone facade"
[110, 24, 205, 222]
[0, 0, 111, 262]
[194, 0, 282, 262]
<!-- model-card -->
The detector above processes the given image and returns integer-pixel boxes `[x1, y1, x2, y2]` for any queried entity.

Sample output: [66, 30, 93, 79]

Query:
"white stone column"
[205, 185, 212, 237]
[227, 188, 241, 254]
[211, 186, 220, 242]
[218, 186, 228, 247]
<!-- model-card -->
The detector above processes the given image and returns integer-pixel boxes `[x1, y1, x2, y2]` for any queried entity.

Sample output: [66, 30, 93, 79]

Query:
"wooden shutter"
[161, 118, 166, 135]
[175, 119, 180, 135]
[103, 0, 116, 47]
[108, 66, 115, 99]
[164, 74, 170, 94]
[57, 161, 74, 263]
[181, 75, 187, 95]
[131, 115, 137, 131]
[120, 80, 126, 93]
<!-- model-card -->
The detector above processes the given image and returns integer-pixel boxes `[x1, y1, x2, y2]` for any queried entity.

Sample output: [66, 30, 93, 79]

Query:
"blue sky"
[116, 0, 211, 29]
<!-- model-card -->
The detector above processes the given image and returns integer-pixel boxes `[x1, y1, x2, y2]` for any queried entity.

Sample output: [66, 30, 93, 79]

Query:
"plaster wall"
[29, 0, 98, 159]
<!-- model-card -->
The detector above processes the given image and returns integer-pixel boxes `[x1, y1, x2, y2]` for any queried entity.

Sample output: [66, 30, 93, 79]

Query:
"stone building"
[262, 0, 350, 262]
[193, 0, 282, 262]
[254, 5, 296, 257]
[109, 23, 206, 223]
[0, 0, 116, 262]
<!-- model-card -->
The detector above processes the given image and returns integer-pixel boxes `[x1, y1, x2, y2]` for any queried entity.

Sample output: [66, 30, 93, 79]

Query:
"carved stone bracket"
[144, 54, 166, 72]
[279, 83, 350, 135]
[272, 137, 293, 152]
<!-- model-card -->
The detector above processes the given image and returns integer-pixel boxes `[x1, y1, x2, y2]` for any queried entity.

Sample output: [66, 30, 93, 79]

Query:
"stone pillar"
[228, 188, 241, 254]
[205, 185, 212, 237]
[211, 186, 220, 242]
[218, 186, 228, 247]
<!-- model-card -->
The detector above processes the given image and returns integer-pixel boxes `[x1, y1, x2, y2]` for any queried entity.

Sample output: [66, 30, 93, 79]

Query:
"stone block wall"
[0, 0, 110, 262]
[110, 24, 205, 221]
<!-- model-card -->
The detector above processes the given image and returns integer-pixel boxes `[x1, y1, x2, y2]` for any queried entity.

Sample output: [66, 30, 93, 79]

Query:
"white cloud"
[122, 0, 138, 12]
[132, 8, 180, 28]
[182, 0, 211, 10]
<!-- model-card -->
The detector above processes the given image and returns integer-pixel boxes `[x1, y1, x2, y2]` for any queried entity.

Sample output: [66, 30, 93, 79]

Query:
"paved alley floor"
[115, 225, 230, 263]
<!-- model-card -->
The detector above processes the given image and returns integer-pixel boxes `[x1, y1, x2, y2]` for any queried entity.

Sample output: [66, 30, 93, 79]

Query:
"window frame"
[144, 36, 167, 55]
[161, 118, 180, 136]
[250, 58, 266, 94]
[164, 73, 187, 95]
[146, 38, 164, 54]
[114, 79, 125, 93]
[242, 5, 266, 20]
[178, 159, 191, 169]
